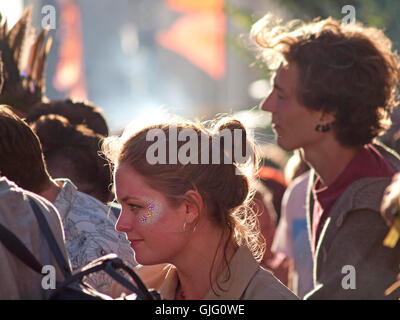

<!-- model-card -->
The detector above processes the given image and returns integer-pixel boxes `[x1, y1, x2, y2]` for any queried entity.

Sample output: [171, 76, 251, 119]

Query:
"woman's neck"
[172, 225, 238, 300]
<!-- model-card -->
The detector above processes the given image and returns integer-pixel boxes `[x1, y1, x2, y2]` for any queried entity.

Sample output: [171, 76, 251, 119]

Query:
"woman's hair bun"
[212, 117, 255, 168]
[216, 118, 247, 133]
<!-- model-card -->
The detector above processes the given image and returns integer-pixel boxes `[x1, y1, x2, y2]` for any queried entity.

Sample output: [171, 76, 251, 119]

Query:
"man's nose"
[259, 92, 276, 113]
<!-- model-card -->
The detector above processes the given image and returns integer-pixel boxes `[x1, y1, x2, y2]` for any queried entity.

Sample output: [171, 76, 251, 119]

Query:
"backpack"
[0, 195, 160, 300]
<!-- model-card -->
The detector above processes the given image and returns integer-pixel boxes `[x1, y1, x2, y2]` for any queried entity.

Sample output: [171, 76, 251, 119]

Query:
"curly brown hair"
[251, 16, 400, 147]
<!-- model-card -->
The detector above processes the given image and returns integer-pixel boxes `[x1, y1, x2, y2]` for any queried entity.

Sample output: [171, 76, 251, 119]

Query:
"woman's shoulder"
[110, 263, 172, 298]
[135, 264, 175, 292]
[243, 266, 299, 300]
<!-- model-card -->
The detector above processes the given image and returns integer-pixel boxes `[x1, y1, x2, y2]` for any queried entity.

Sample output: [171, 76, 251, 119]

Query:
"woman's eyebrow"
[120, 196, 141, 203]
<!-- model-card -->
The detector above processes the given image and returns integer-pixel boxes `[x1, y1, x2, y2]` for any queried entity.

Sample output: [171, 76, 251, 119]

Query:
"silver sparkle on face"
[139, 199, 162, 224]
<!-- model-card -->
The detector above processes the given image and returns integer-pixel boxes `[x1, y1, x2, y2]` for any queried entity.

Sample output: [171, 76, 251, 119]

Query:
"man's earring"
[182, 221, 187, 232]
[315, 122, 332, 132]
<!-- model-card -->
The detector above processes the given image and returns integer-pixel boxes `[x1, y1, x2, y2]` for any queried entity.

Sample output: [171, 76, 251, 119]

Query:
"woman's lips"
[129, 239, 144, 248]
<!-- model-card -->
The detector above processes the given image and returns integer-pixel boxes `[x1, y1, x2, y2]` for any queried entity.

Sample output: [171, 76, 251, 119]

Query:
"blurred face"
[260, 64, 326, 151]
[114, 162, 187, 265]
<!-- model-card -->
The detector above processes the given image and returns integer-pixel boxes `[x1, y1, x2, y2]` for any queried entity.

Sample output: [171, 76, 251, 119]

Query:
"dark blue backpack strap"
[27, 195, 72, 279]
[0, 222, 43, 274]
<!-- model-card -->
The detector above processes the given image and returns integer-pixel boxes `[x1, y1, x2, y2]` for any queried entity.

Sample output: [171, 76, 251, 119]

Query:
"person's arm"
[305, 209, 400, 300]
[381, 172, 400, 226]
[381, 173, 400, 249]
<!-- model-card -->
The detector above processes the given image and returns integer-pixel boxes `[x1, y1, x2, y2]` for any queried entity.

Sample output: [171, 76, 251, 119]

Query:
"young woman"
[104, 117, 298, 300]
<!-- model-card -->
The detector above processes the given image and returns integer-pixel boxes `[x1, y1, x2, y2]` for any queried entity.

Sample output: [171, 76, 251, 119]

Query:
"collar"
[53, 178, 78, 221]
[0, 177, 21, 196]
[139, 246, 260, 300]
[0, 177, 11, 195]
[203, 245, 260, 300]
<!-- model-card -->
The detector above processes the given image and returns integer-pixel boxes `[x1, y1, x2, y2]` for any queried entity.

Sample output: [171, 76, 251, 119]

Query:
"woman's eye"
[128, 204, 143, 212]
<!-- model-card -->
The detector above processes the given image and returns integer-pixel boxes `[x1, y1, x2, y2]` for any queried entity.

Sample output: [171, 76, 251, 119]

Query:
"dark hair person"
[254, 16, 400, 299]
[0, 105, 135, 296]
[0, 105, 50, 194]
[29, 114, 112, 203]
[26, 99, 109, 137]
[103, 116, 298, 300]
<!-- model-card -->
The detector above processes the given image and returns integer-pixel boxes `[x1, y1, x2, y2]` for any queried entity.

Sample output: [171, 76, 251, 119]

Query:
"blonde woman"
[104, 117, 298, 300]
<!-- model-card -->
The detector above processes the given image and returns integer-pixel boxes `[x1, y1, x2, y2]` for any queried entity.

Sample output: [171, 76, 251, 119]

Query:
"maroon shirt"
[311, 144, 396, 255]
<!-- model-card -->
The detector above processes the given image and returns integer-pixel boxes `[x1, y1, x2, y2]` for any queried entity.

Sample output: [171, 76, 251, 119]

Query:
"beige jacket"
[0, 177, 70, 299]
[133, 246, 298, 300]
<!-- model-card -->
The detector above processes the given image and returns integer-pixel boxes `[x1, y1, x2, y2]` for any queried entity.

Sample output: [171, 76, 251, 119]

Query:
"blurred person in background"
[26, 99, 109, 137]
[380, 172, 400, 298]
[258, 165, 287, 224]
[258, 144, 289, 223]
[272, 151, 313, 298]
[0, 105, 135, 296]
[255, 15, 400, 299]
[28, 114, 112, 204]
[252, 180, 290, 286]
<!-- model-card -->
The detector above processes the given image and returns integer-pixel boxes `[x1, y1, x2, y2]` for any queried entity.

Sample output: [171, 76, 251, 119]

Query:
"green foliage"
[224, 0, 400, 137]
[273, 0, 400, 49]
[224, 0, 400, 81]
[223, 2, 273, 78]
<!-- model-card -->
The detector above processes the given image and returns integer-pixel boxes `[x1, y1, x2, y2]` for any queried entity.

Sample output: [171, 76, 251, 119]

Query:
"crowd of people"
[0, 7, 400, 300]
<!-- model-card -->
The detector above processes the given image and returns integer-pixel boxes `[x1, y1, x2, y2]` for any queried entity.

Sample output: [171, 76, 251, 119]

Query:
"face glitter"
[139, 199, 162, 224]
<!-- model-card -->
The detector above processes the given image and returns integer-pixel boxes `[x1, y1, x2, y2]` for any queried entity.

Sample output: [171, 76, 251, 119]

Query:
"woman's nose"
[115, 209, 132, 233]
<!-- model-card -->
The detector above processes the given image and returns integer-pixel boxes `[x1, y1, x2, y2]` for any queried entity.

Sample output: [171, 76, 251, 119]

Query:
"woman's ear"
[183, 189, 204, 224]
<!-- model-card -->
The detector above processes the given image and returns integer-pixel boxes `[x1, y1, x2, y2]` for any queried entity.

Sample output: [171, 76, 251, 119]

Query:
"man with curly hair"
[254, 16, 400, 299]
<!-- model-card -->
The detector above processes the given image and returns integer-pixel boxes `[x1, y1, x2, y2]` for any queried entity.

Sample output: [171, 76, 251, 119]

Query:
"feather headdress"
[0, 6, 52, 115]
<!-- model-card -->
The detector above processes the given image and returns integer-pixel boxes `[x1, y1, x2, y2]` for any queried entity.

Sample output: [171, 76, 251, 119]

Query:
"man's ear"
[183, 189, 204, 224]
[320, 111, 336, 123]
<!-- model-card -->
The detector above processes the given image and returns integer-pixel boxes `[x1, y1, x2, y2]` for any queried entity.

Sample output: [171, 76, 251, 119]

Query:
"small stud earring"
[315, 122, 332, 132]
